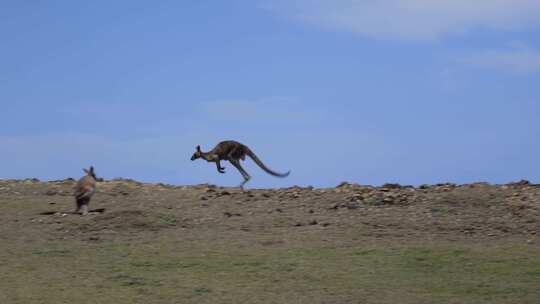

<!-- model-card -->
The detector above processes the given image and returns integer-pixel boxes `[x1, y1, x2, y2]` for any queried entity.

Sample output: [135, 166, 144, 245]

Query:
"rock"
[509, 180, 530, 186]
[308, 220, 318, 225]
[349, 193, 363, 201]
[199, 196, 208, 201]
[383, 197, 394, 204]
[398, 196, 409, 203]
[45, 189, 58, 196]
[345, 202, 360, 209]
[382, 183, 402, 189]
[330, 201, 360, 209]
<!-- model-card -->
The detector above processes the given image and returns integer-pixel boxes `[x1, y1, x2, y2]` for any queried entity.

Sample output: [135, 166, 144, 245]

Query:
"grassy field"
[2, 237, 539, 304]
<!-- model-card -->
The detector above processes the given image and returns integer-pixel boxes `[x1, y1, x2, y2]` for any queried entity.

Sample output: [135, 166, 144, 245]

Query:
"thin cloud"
[200, 97, 325, 126]
[264, 0, 540, 41]
[460, 44, 540, 74]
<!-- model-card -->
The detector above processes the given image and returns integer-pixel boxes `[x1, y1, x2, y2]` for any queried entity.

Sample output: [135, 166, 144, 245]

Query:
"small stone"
[308, 220, 318, 225]
[383, 196, 394, 203]
[346, 202, 359, 209]
[45, 189, 58, 196]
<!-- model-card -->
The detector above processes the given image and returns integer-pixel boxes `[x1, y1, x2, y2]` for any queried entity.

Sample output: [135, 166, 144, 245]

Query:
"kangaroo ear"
[196, 145, 201, 152]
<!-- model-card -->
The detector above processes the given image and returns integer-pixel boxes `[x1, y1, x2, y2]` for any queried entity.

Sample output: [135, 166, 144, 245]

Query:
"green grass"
[1, 238, 538, 304]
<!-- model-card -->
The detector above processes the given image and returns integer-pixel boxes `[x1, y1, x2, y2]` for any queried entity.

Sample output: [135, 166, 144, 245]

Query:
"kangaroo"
[191, 140, 290, 189]
[74, 166, 98, 215]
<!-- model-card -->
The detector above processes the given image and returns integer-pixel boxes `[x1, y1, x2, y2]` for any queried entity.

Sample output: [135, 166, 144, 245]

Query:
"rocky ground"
[1, 178, 538, 242]
[0, 178, 539, 303]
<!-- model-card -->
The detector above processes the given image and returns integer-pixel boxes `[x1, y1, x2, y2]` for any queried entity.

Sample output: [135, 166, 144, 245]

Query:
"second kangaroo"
[191, 140, 290, 189]
[74, 166, 98, 215]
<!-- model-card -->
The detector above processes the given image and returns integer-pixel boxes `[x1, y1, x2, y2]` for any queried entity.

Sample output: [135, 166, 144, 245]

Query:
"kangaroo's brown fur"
[74, 166, 97, 215]
[191, 140, 290, 189]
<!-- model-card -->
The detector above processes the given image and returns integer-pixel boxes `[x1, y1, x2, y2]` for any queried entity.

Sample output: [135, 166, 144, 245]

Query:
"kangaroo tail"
[246, 148, 290, 178]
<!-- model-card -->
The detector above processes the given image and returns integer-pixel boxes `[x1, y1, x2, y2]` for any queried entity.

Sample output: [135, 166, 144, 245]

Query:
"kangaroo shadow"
[39, 208, 106, 216]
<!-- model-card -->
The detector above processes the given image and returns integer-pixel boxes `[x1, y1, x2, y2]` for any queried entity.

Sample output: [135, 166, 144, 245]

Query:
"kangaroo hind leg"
[230, 160, 251, 190]
[76, 197, 90, 215]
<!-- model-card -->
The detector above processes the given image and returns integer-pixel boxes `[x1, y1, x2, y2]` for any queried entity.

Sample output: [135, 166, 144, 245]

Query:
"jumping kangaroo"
[74, 166, 98, 215]
[191, 140, 290, 189]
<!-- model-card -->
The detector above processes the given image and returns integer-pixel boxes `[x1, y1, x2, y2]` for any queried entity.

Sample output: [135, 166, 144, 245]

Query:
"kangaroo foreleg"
[216, 160, 226, 173]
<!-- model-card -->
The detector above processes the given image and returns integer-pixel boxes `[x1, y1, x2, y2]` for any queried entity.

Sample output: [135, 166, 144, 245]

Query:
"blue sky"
[1, 0, 539, 188]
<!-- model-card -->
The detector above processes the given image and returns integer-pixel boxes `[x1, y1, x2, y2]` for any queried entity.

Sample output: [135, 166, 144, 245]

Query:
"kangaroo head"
[83, 166, 97, 180]
[191, 145, 202, 161]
